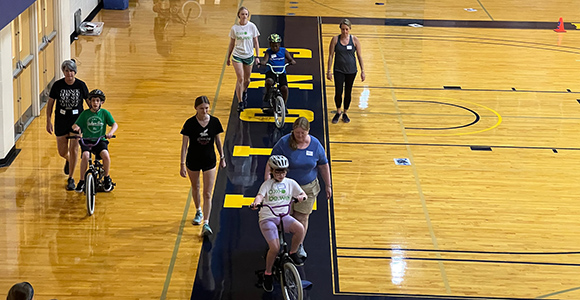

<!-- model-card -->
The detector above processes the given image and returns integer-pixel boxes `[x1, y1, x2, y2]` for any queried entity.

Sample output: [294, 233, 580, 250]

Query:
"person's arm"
[227, 38, 235, 66]
[251, 194, 264, 210]
[261, 52, 270, 67]
[180, 135, 189, 178]
[106, 122, 118, 139]
[253, 36, 261, 65]
[46, 98, 55, 134]
[326, 36, 337, 81]
[215, 133, 226, 168]
[353, 35, 365, 82]
[285, 49, 296, 65]
[318, 163, 332, 199]
[71, 123, 81, 134]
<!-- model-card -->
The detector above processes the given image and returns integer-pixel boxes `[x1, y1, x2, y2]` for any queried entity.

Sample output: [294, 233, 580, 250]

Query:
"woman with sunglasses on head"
[266, 117, 332, 259]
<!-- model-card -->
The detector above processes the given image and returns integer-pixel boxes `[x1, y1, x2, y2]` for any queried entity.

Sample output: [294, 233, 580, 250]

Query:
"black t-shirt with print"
[180, 115, 224, 165]
[49, 78, 89, 122]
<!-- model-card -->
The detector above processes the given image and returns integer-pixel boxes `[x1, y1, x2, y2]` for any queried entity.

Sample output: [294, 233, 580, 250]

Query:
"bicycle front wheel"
[85, 172, 96, 216]
[281, 261, 303, 300]
[273, 95, 286, 129]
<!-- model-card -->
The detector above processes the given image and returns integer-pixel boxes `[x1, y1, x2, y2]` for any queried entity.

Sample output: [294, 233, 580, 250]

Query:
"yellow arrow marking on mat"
[224, 194, 317, 210]
[233, 146, 272, 157]
[239, 108, 314, 124]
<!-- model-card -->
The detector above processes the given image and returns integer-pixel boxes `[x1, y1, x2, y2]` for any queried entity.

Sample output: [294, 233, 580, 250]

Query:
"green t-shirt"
[74, 108, 115, 139]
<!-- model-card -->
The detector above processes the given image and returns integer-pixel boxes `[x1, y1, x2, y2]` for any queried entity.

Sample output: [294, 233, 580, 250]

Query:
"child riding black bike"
[261, 33, 296, 114]
[250, 155, 307, 292]
[71, 89, 118, 192]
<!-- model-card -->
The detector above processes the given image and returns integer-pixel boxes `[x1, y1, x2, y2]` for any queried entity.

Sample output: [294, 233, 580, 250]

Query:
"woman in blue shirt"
[266, 117, 332, 258]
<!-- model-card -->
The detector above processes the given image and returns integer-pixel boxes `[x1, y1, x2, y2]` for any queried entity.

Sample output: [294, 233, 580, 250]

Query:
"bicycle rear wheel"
[273, 95, 286, 129]
[280, 261, 303, 300]
[85, 172, 96, 216]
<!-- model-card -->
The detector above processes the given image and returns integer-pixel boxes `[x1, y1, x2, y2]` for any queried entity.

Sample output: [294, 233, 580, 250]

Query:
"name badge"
[306, 150, 313, 156]
[346, 45, 353, 50]
[72, 109, 79, 115]
[59, 109, 66, 115]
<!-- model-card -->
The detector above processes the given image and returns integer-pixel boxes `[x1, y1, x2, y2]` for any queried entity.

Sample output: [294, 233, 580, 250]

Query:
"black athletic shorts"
[55, 117, 79, 137]
[266, 71, 288, 87]
[80, 139, 109, 159]
[186, 157, 216, 172]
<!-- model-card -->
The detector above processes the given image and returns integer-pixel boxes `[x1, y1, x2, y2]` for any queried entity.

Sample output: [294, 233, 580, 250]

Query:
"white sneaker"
[297, 244, 307, 258]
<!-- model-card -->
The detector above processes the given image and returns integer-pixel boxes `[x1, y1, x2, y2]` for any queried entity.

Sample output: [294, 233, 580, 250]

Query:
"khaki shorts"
[292, 178, 321, 215]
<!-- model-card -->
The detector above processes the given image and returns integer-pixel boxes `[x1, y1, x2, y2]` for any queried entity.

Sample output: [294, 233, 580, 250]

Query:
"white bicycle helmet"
[268, 155, 289, 170]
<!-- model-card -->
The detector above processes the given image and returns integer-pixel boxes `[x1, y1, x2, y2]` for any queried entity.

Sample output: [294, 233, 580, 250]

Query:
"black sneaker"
[331, 112, 341, 124]
[64, 160, 69, 175]
[104, 176, 113, 192]
[66, 178, 75, 190]
[75, 180, 85, 193]
[237, 102, 244, 113]
[289, 253, 304, 266]
[263, 273, 273, 292]
[342, 113, 350, 123]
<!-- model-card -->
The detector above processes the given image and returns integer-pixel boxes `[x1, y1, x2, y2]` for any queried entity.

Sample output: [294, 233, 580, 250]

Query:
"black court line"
[337, 246, 580, 255]
[331, 85, 580, 94]
[331, 159, 352, 162]
[338, 255, 580, 267]
[338, 291, 543, 300]
[321, 16, 577, 30]
[330, 141, 580, 152]
[398, 100, 480, 130]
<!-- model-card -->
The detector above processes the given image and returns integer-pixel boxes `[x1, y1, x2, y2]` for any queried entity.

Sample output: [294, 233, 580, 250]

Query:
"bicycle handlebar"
[265, 63, 289, 75]
[67, 135, 116, 148]
[250, 197, 301, 217]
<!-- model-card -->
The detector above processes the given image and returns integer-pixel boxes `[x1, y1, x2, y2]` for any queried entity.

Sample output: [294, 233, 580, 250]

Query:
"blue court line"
[160, 188, 192, 300]
[330, 141, 580, 152]
[536, 286, 580, 298]
[337, 255, 580, 267]
[337, 246, 580, 255]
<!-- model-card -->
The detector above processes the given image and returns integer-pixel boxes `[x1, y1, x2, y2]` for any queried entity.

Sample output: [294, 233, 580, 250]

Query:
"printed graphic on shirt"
[197, 128, 210, 145]
[236, 31, 252, 40]
[59, 89, 82, 109]
[87, 116, 104, 134]
[266, 182, 290, 202]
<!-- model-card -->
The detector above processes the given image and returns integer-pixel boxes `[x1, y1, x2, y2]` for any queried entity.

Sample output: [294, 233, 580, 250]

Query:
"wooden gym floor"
[2, 0, 580, 299]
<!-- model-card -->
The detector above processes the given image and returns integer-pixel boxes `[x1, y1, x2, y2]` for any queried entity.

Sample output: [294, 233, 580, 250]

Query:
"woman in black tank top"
[326, 19, 366, 124]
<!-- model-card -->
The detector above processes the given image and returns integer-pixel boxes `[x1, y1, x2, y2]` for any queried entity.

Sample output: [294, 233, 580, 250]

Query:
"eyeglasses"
[273, 169, 287, 173]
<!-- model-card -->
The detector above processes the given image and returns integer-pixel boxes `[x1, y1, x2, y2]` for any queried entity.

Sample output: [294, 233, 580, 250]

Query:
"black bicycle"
[264, 63, 289, 129]
[69, 135, 116, 216]
[251, 201, 303, 300]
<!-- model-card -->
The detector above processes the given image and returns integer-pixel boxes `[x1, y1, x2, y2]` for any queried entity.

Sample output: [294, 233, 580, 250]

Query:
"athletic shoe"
[331, 112, 341, 124]
[103, 176, 113, 192]
[64, 160, 69, 175]
[66, 178, 75, 190]
[75, 180, 85, 193]
[297, 244, 307, 258]
[263, 274, 274, 292]
[342, 113, 350, 123]
[192, 211, 203, 225]
[202, 224, 213, 236]
[237, 102, 244, 113]
[289, 253, 304, 266]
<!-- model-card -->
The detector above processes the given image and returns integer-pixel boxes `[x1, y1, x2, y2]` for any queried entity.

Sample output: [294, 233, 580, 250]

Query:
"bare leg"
[186, 169, 202, 210]
[56, 135, 70, 175]
[79, 151, 90, 178]
[68, 136, 79, 179]
[201, 167, 217, 222]
[233, 62, 245, 103]
[265, 239, 280, 274]
[242, 63, 252, 93]
[281, 85, 289, 105]
[288, 221, 305, 254]
[292, 211, 310, 237]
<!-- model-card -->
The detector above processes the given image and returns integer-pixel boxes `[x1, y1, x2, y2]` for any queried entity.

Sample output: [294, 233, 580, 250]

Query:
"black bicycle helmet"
[88, 89, 106, 102]
[268, 33, 282, 43]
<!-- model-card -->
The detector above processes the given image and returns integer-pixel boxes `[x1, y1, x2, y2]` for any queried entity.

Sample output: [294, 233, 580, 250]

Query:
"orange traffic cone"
[554, 17, 566, 32]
